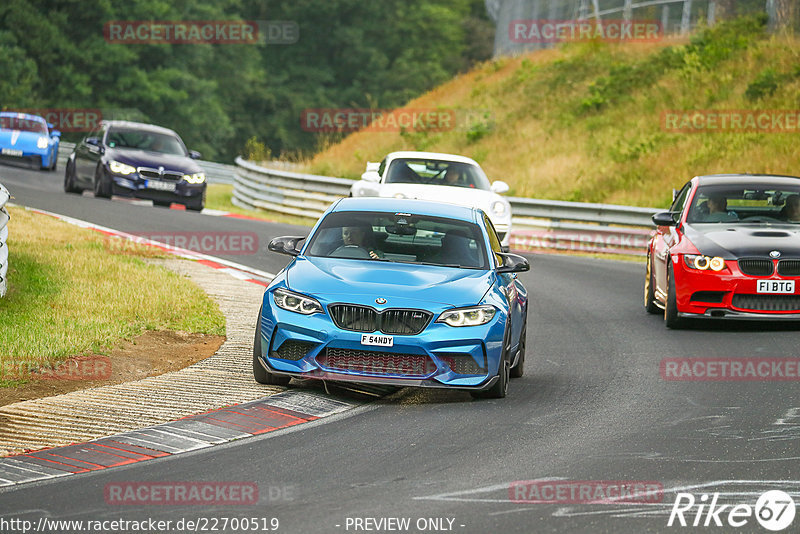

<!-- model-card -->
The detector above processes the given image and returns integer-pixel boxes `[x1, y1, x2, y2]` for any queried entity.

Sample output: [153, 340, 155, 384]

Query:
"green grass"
[303, 16, 800, 209]
[0, 207, 226, 386]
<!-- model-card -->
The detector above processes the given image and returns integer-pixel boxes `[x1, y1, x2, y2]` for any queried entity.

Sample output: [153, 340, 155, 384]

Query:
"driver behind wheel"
[341, 226, 383, 259]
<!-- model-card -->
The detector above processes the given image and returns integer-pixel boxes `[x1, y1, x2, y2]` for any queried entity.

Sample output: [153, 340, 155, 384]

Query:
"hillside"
[304, 17, 800, 208]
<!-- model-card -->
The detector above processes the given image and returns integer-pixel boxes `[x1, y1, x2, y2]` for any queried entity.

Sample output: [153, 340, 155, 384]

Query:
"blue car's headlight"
[109, 161, 137, 175]
[36, 137, 48, 149]
[273, 288, 323, 315]
[183, 172, 206, 184]
[436, 305, 496, 327]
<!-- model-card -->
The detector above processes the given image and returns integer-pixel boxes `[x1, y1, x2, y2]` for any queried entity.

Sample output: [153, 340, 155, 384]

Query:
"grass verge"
[205, 184, 314, 227]
[0, 207, 226, 386]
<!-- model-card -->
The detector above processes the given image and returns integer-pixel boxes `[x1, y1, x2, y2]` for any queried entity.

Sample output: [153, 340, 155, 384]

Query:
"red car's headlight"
[684, 254, 726, 271]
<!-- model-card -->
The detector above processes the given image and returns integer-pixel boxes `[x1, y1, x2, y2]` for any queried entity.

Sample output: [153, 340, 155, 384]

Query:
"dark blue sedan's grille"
[138, 167, 184, 181]
[328, 305, 431, 335]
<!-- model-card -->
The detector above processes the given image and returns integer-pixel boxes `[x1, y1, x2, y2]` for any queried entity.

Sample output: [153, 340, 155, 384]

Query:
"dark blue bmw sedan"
[255, 197, 529, 399]
[64, 120, 206, 210]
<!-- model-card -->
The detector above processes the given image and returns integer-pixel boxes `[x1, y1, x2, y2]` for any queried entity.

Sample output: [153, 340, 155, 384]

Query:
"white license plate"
[146, 180, 176, 192]
[361, 334, 393, 347]
[757, 280, 795, 294]
[1, 148, 22, 156]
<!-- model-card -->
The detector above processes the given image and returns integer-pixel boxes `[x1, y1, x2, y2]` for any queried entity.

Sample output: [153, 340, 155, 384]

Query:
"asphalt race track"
[1, 164, 799, 533]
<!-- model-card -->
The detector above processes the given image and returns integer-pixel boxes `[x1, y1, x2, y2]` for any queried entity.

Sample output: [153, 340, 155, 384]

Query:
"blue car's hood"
[287, 256, 493, 308]
[0, 129, 46, 149]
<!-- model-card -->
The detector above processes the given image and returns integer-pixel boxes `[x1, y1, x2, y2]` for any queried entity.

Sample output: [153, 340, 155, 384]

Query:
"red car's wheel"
[644, 252, 660, 314]
[664, 262, 683, 329]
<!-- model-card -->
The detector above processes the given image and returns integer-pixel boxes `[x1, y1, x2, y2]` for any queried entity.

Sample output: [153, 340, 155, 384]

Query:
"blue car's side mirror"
[51, 130, 61, 139]
[268, 236, 306, 257]
[496, 252, 529, 274]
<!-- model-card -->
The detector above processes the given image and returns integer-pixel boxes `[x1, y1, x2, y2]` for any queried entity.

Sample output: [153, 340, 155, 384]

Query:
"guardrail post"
[681, 0, 693, 34]
[0, 183, 10, 298]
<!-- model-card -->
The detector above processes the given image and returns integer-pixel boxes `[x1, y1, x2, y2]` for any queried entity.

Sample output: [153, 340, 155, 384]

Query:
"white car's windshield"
[306, 211, 489, 269]
[686, 185, 800, 224]
[384, 158, 491, 191]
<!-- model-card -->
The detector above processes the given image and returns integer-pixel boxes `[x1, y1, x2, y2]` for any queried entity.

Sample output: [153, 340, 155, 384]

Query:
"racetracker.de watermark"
[661, 358, 800, 381]
[301, 108, 462, 133]
[509, 480, 664, 504]
[662, 110, 800, 133]
[104, 232, 259, 255]
[103, 20, 298, 45]
[0, 356, 111, 381]
[17, 108, 102, 132]
[104, 482, 259, 505]
[509, 19, 662, 43]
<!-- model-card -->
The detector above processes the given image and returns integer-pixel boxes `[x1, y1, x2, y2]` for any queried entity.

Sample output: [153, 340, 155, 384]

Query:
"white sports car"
[349, 151, 512, 247]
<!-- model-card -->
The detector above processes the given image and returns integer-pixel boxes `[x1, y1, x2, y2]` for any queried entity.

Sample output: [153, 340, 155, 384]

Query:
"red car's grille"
[319, 348, 436, 377]
[732, 294, 800, 312]
[777, 260, 800, 277]
[737, 259, 773, 276]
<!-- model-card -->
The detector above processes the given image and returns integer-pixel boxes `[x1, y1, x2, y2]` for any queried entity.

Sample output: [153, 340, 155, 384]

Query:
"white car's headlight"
[273, 288, 323, 315]
[394, 193, 406, 199]
[492, 200, 507, 216]
[109, 160, 136, 175]
[36, 137, 48, 149]
[437, 305, 496, 327]
[183, 172, 206, 184]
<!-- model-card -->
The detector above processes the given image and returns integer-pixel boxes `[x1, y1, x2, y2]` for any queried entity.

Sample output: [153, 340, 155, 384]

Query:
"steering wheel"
[330, 244, 371, 259]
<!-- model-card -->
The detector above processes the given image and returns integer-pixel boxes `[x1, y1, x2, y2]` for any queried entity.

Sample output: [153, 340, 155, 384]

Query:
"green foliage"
[243, 136, 271, 162]
[0, 0, 492, 161]
[745, 68, 782, 100]
[465, 111, 494, 143]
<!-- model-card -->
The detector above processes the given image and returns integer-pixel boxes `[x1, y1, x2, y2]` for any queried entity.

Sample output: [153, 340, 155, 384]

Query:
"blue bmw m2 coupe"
[254, 197, 529, 399]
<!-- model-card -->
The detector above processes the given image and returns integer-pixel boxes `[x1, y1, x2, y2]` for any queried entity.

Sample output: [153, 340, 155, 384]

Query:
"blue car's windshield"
[105, 128, 187, 156]
[686, 184, 800, 224]
[306, 211, 489, 269]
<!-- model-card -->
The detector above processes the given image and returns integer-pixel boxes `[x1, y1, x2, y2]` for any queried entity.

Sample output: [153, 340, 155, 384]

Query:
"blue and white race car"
[255, 197, 529, 399]
[0, 112, 61, 171]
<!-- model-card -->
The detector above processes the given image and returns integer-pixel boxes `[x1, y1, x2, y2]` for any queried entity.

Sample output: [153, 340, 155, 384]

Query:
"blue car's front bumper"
[256, 293, 507, 390]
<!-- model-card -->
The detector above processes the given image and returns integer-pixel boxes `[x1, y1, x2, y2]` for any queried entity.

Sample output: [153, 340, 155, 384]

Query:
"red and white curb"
[0, 391, 359, 487]
[18, 205, 276, 287]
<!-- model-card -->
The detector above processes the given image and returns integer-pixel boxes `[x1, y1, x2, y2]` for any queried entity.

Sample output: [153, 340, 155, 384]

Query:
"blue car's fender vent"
[271, 340, 315, 361]
[319, 348, 436, 378]
[329, 304, 432, 335]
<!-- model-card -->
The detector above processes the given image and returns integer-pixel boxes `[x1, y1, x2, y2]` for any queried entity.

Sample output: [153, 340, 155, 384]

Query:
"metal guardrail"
[0, 183, 10, 297]
[233, 158, 658, 256]
[57, 142, 237, 184]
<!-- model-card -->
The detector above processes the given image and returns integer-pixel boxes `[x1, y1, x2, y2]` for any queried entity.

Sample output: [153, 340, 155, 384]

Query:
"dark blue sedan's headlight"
[273, 288, 323, 315]
[436, 305, 496, 327]
[109, 160, 137, 175]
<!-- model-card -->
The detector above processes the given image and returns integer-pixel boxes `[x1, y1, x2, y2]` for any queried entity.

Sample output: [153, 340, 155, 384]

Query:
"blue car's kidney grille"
[329, 305, 431, 335]
[777, 260, 800, 276]
[732, 294, 800, 312]
[319, 348, 436, 377]
[737, 258, 774, 276]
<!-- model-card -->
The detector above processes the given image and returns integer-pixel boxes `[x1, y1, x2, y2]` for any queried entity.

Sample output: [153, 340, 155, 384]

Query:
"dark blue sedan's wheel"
[253, 312, 291, 386]
[64, 160, 81, 194]
[93, 164, 112, 199]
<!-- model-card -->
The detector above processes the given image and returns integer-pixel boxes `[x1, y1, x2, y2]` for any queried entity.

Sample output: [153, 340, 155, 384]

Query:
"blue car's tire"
[471, 326, 510, 399]
[510, 320, 526, 379]
[253, 312, 291, 386]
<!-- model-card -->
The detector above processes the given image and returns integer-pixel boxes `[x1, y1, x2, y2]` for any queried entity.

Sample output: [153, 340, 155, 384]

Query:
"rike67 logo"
[668, 490, 796, 531]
